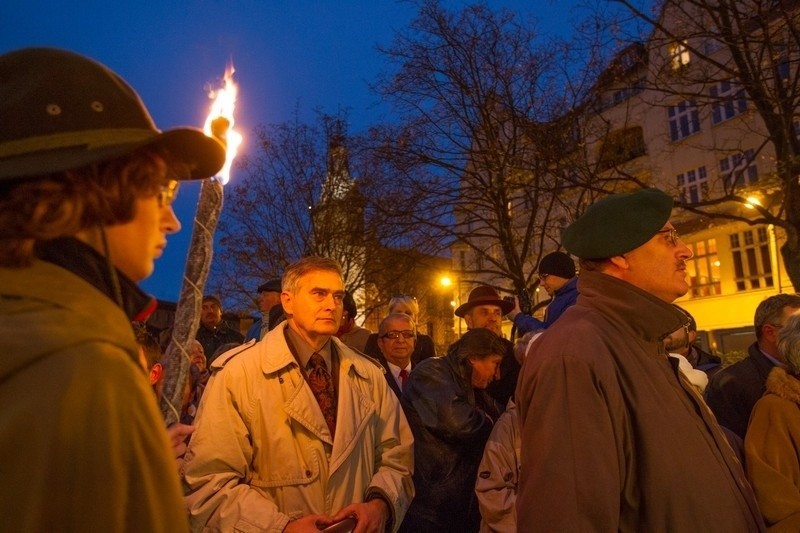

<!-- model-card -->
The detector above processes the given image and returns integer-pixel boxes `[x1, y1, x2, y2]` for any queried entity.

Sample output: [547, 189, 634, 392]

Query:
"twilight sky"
[2, 0, 592, 302]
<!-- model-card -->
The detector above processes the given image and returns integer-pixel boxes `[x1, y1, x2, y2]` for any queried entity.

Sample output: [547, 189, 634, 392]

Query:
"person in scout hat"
[0, 47, 225, 531]
[514, 188, 765, 531]
[451, 285, 518, 407]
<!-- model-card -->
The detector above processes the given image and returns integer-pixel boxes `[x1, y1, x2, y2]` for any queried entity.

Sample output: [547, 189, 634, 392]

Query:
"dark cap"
[202, 295, 222, 309]
[257, 279, 282, 293]
[538, 252, 576, 279]
[454, 285, 514, 318]
[563, 188, 673, 258]
[0, 47, 226, 181]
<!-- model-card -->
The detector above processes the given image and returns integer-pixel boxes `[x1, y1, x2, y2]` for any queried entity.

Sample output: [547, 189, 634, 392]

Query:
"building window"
[686, 238, 721, 297]
[459, 251, 466, 271]
[669, 41, 690, 70]
[597, 126, 646, 171]
[719, 149, 758, 189]
[668, 101, 700, 141]
[676, 166, 708, 203]
[730, 228, 773, 291]
[710, 80, 747, 124]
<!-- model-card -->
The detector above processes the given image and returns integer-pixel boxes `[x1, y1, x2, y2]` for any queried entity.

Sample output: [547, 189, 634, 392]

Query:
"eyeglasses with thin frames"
[157, 180, 180, 208]
[381, 330, 416, 340]
[656, 227, 680, 246]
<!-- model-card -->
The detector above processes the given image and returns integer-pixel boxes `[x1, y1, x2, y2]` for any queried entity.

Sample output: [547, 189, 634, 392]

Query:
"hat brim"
[0, 127, 225, 181]
[454, 298, 514, 318]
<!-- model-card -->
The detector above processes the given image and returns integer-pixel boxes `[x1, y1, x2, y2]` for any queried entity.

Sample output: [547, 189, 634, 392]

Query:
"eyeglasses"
[381, 330, 416, 340]
[656, 227, 680, 246]
[157, 180, 180, 207]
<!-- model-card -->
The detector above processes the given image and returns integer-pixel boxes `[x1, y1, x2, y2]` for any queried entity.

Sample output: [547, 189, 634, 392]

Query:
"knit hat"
[563, 188, 674, 259]
[538, 252, 576, 279]
[0, 47, 225, 181]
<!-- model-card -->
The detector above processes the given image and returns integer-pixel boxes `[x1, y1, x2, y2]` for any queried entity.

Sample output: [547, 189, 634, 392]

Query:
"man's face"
[257, 290, 281, 314]
[104, 179, 181, 282]
[377, 317, 416, 367]
[468, 354, 503, 389]
[616, 224, 693, 303]
[190, 341, 207, 372]
[464, 305, 503, 336]
[663, 325, 689, 354]
[201, 301, 222, 328]
[540, 274, 569, 297]
[282, 269, 344, 346]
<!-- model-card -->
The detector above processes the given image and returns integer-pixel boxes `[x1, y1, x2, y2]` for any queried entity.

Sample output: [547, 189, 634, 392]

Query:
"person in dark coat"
[515, 188, 765, 531]
[196, 295, 244, 363]
[364, 295, 437, 364]
[705, 293, 800, 439]
[451, 286, 518, 407]
[400, 328, 506, 533]
[374, 313, 416, 400]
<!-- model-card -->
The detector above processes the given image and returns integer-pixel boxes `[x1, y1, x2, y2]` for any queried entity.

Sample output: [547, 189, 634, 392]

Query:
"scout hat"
[0, 47, 225, 181]
[563, 188, 673, 259]
[454, 285, 514, 318]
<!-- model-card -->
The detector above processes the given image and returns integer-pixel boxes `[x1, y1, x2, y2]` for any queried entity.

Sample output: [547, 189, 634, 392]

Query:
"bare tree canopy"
[372, 0, 598, 295]
[610, 0, 800, 290]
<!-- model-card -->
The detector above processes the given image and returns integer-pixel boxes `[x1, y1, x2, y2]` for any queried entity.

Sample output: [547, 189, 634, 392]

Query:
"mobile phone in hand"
[319, 517, 356, 533]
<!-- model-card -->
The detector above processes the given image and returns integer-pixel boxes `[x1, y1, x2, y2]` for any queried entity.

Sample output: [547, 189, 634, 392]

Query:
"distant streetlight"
[439, 275, 453, 288]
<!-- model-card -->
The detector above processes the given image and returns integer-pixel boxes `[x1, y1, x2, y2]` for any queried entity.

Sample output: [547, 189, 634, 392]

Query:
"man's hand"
[330, 499, 388, 533]
[166, 423, 195, 459]
[506, 296, 522, 320]
[282, 514, 334, 532]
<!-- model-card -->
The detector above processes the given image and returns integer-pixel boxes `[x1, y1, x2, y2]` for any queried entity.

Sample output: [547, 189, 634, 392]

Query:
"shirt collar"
[285, 325, 332, 369]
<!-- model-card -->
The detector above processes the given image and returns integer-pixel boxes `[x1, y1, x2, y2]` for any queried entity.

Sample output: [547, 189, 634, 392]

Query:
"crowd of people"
[5, 46, 800, 533]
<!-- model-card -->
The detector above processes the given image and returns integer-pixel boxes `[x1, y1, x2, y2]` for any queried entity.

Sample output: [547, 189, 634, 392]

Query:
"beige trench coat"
[183, 323, 414, 532]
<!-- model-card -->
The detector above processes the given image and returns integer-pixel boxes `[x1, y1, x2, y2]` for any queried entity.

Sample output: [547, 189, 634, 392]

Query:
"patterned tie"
[399, 369, 409, 390]
[307, 352, 336, 437]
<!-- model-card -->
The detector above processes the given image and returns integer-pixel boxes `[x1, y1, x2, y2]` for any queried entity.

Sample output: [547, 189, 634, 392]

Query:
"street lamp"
[439, 274, 463, 336]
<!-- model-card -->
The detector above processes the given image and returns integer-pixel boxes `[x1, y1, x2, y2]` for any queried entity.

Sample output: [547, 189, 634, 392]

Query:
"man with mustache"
[515, 188, 765, 531]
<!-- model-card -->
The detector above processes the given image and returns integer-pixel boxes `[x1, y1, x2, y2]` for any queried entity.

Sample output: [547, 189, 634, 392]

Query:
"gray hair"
[378, 313, 416, 336]
[282, 256, 343, 294]
[777, 312, 800, 374]
[754, 294, 800, 340]
[388, 295, 419, 319]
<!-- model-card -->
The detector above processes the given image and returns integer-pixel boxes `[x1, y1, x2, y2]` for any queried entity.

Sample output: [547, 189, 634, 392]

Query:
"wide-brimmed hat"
[454, 285, 514, 318]
[0, 47, 226, 181]
[563, 188, 674, 259]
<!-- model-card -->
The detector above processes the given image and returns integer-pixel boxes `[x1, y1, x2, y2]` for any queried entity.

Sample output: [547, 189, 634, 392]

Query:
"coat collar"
[576, 271, 688, 343]
[258, 323, 371, 380]
[765, 366, 800, 405]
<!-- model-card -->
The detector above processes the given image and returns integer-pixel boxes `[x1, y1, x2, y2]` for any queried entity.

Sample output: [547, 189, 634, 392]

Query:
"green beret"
[563, 188, 673, 258]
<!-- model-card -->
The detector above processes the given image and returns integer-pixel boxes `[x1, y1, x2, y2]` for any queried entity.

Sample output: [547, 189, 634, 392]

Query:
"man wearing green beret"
[515, 188, 765, 531]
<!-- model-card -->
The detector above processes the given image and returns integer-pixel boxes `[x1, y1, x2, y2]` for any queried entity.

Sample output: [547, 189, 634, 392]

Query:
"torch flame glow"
[203, 62, 242, 185]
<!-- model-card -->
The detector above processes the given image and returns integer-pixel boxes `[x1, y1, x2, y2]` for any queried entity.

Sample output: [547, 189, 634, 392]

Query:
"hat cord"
[98, 223, 124, 308]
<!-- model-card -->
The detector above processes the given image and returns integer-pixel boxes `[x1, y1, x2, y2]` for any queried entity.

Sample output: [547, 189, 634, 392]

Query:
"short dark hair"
[456, 328, 507, 360]
[754, 294, 800, 339]
[135, 327, 163, 371]
[342, 291, 357, 318]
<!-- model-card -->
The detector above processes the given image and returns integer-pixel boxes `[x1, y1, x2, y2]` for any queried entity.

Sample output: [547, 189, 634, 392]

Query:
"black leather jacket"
[400, 351, 501, 532]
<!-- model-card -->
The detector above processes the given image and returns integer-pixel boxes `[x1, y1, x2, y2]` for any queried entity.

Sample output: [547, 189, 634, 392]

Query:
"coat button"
[305, 470, 312, 477]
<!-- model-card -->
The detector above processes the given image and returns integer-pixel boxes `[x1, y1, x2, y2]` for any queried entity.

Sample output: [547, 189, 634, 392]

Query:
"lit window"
[686, 238, 721, 297]
[719, 149, 758, 189]
[668, 100, 701, 141]
[669, 41, 691, 70]
[710, 80, 747, 124]
[676, 166, 708, 203]
[730, 228, 773, 291]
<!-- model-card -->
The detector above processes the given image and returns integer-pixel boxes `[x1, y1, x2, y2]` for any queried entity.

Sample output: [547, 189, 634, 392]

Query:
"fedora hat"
[454, 285, 514, 318]
[0, 47, 226, 181]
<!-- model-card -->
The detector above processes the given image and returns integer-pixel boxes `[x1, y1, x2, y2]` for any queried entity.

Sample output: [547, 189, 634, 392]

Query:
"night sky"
[2, 0, 589, 302]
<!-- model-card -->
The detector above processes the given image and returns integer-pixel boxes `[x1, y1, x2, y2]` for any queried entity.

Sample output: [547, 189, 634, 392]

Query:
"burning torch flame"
[203, 63, 242, 185]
